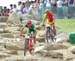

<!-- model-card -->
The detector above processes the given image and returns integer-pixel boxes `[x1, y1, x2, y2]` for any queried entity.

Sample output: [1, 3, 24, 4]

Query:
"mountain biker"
[43, 9, 56, 36]
[20, 20, 37, 44]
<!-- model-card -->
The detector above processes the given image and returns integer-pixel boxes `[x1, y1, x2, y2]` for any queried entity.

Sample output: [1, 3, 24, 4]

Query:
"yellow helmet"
[45, 9, 50, 13]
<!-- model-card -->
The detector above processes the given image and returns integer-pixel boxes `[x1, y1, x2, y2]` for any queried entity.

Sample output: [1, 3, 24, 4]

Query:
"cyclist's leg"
[27, 30, 31, 50]
[28, 30, 35, 54]
[45, 25, 49, 43]
[52, 23, 56, 36]
[33, 31, 36, 44]
[28, 30, 35, 49]
[50, 23, 56, 42]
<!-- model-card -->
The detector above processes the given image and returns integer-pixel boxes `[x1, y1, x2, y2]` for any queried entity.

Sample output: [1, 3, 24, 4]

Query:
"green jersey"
[24, 24, 35, 33]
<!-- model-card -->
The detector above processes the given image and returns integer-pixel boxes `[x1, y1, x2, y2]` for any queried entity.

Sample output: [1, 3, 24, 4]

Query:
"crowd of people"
[0, 0, 75, 19]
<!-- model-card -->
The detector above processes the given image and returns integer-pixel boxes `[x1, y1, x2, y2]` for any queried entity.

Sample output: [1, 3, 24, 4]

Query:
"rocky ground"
[0, 15, 75, 61]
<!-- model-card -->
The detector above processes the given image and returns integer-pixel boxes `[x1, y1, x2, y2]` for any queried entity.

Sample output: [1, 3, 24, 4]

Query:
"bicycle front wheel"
[24, 39, 29, 56]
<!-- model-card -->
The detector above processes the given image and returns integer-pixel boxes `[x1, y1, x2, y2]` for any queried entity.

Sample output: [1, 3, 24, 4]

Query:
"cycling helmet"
[27, 20, 32, 25]
[45, 9, 49, 13]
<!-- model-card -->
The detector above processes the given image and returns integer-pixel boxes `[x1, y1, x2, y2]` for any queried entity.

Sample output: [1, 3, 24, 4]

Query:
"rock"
[0, 39, 7, 51]
[38, 31, 45, 37]
[0, 23, 7, 29]
[4, 55, 18, 61]
[37, 50, 50, 56]
[0, 47, 6, 51]
[34, 45, 44, 53]
[49, 50, 63, 58]
[6, 42, 23, 50]
[5, 50, 17, 55]
[38, 34, 45, 37]
[0, 40, 5, 47]
[44, 43, 72, 50]
[1, 33, 15, 38]
[7, 12, 21, 25]
[17, 50, 24, 55]
[0, 51, 10, 58]
[6, 43, 18, 50]
[0, 29, 4, 33]
[17, 56, 40, 61]
[6, 27, 20, 32]
[3, 29, 10, 33]
[68, 46, 75, 54]
[0, 16, 8, 23]
[2, 38, 22, 43]
[36, 37, 45, 42]
[56, 38, 66, 43]
[36, 30, 45, 42]
[1, 33, 19, 39]
[37, 49, 63, 58]
[4, 55, 41, 61]
[0, 29, 10, 33]
[63, 49, 75, 61]
[55, 32, 68, 43]
[73, 59, 75, 61]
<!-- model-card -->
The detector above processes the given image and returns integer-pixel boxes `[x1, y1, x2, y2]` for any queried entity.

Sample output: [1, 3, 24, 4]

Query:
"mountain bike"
[22, 32, 35, 56]
[45, 24, 56, 43]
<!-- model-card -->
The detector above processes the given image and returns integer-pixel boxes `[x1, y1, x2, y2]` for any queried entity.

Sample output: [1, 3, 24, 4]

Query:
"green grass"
[55, 19, 75, 35]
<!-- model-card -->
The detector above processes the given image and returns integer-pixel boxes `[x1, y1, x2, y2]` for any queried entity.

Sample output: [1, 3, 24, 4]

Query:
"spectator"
[3, 6, 8, 12]
[17, 1, 22, 14]
[63, 0, 68, 18]
[68, 0, 74, 18]
[73, 0, 75, 16]
[31, 1, 39, 19]
[38, 1, 43, 19]
[7, 9, 10, 13]
[51, 0, 57, 13]
[46, 0, 51, 10]
[22, 2, 26, 14]
[0, 6, 3, 16]
[27, 1, 33, 13]
[13, 4, 17, 13]
[24, 2, 30, 13]
[56, 0, 64, 19]
[9, 4, 14, 13]
[3, 10, 9, 16]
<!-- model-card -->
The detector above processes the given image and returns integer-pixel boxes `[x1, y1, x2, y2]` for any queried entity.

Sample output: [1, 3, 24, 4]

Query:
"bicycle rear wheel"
[29, 38, 35, 54]
[46, 27, 56, 43]
[46, 28, 51, 43]
[49, 27, 56, 42]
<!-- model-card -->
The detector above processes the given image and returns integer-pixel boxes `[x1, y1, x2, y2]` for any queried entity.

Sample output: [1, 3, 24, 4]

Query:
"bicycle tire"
[46, 26, 55, 43]
[49, 26, 56, 42]
[29, 37, 35, 54]
[24, 39, 29, 56]
[46, 28, 50, 43]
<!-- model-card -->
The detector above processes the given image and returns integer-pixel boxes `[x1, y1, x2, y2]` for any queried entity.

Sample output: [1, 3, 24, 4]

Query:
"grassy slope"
[55, 19, 75, 35]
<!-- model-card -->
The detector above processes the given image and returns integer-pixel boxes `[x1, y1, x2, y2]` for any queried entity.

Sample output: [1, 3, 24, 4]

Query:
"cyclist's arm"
[20, 24, 28, 35]
[43, 14, 46, 24]
[34, 27, 37, 31]
[32, 24, 36, 31]
[53, 15, 55, 24]
[20, 27, 24, 36]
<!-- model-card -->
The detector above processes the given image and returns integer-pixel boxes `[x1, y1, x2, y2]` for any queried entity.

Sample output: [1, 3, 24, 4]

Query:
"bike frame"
[45, 24, 55, 43]
[24, 34, 34, 56]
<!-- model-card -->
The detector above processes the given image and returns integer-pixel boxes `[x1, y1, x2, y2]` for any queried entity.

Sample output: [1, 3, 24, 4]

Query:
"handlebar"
[20, 33, 34, 38]
[20, 34, 25, 37]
